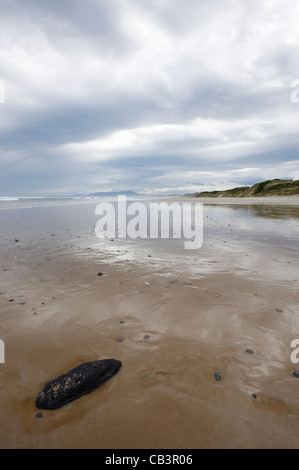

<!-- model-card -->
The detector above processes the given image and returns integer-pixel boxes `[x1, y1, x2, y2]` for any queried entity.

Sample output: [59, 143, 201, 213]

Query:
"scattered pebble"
[144, 375, 149, 380]
[293, 371, 299, 378]
[8, 299, 14, 302]
[144, 282, 150, 285]
[252, 393, 257, 399]
[97, 272, 103, 276]
[120, 320, 125, 324]
[214, 372, 222, 381]
[276, 309, 283, 313]
[116, 336, 124, 342]
[143, 335, 150, 339]
[35, 413, 43, 419]
[245, 348, 254, 355]
[169, 280, 175, 284]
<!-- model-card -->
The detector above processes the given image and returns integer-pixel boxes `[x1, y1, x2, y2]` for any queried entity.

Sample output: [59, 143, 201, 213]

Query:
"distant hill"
[75, 190, 139, 197]
[194, 179, 299, 198]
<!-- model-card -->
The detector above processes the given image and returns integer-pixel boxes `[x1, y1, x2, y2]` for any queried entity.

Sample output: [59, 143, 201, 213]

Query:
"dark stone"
[245, 348, 254, 355]
[252, 393, 257, 399]
[293, 371, 299, 378]
[143, 335, 150, 339]
[276, 309, 283, 313]
[35, 359, 121, 410]
[97, 272, 103, 276]
[35, 412, 43, 418]
[214, 372, 222, 381]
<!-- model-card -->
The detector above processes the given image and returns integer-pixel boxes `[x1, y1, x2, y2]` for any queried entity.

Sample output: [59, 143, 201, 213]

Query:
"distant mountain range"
[194, 179, 299, 198]
[75, 190, 139, 197]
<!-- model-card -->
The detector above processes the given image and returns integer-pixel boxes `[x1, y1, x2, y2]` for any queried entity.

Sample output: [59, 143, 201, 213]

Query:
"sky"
[0, 0, 299, 196]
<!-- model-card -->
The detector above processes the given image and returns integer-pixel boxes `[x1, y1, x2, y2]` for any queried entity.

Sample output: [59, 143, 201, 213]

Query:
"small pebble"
[169, 280, 175, 284]
[252, 393, 257, 399]
[214, 372, 222, 381]
[8, 299, 14, 302]
[293, 371, 299, 378]
[97, 272, 103, 276]
[120, 320, 125, 324]
[245, 348, 254, 355]
[143, 335, 150, 339]
[116, 336, 124, 342]
[35, 413, 43, 418]
[276, 309, 283, 313]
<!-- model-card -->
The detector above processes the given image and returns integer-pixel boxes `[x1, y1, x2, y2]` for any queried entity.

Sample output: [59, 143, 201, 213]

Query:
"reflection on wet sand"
[0, 198, 298, 449]
[220, 204, 299, 220]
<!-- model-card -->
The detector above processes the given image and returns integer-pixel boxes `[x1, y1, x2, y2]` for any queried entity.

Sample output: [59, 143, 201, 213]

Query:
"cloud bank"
[0, 0, 299, 195]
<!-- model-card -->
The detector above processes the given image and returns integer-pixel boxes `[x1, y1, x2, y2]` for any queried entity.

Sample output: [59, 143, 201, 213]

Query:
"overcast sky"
[0, 0, 299, 196]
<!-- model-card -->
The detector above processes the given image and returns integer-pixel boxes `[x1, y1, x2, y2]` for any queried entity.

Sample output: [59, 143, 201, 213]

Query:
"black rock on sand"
[35, 359, 122, 410]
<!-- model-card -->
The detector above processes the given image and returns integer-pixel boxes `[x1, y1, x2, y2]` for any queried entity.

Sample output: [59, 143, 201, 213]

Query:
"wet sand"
[0, 198, 299, 449]
[169, 195, 299, 205]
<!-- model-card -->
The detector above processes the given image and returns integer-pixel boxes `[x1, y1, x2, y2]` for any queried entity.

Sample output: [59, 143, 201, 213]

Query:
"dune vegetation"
[194, 179, 299, 198]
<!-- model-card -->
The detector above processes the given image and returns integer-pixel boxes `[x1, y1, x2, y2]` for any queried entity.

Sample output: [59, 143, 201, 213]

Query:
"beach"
[0, 196, 299, 449]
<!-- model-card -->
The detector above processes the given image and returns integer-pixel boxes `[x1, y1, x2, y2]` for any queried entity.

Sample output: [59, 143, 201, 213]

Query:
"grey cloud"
[4, 0, 132, 56]
[1, 0, 299, 195]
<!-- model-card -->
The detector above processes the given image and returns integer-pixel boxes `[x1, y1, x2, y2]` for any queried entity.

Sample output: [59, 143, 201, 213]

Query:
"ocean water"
[0, 196, 298, 281]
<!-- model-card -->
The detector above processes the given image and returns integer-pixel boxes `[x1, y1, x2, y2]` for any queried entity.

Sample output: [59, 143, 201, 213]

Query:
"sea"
[0, 194, 298, 281]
